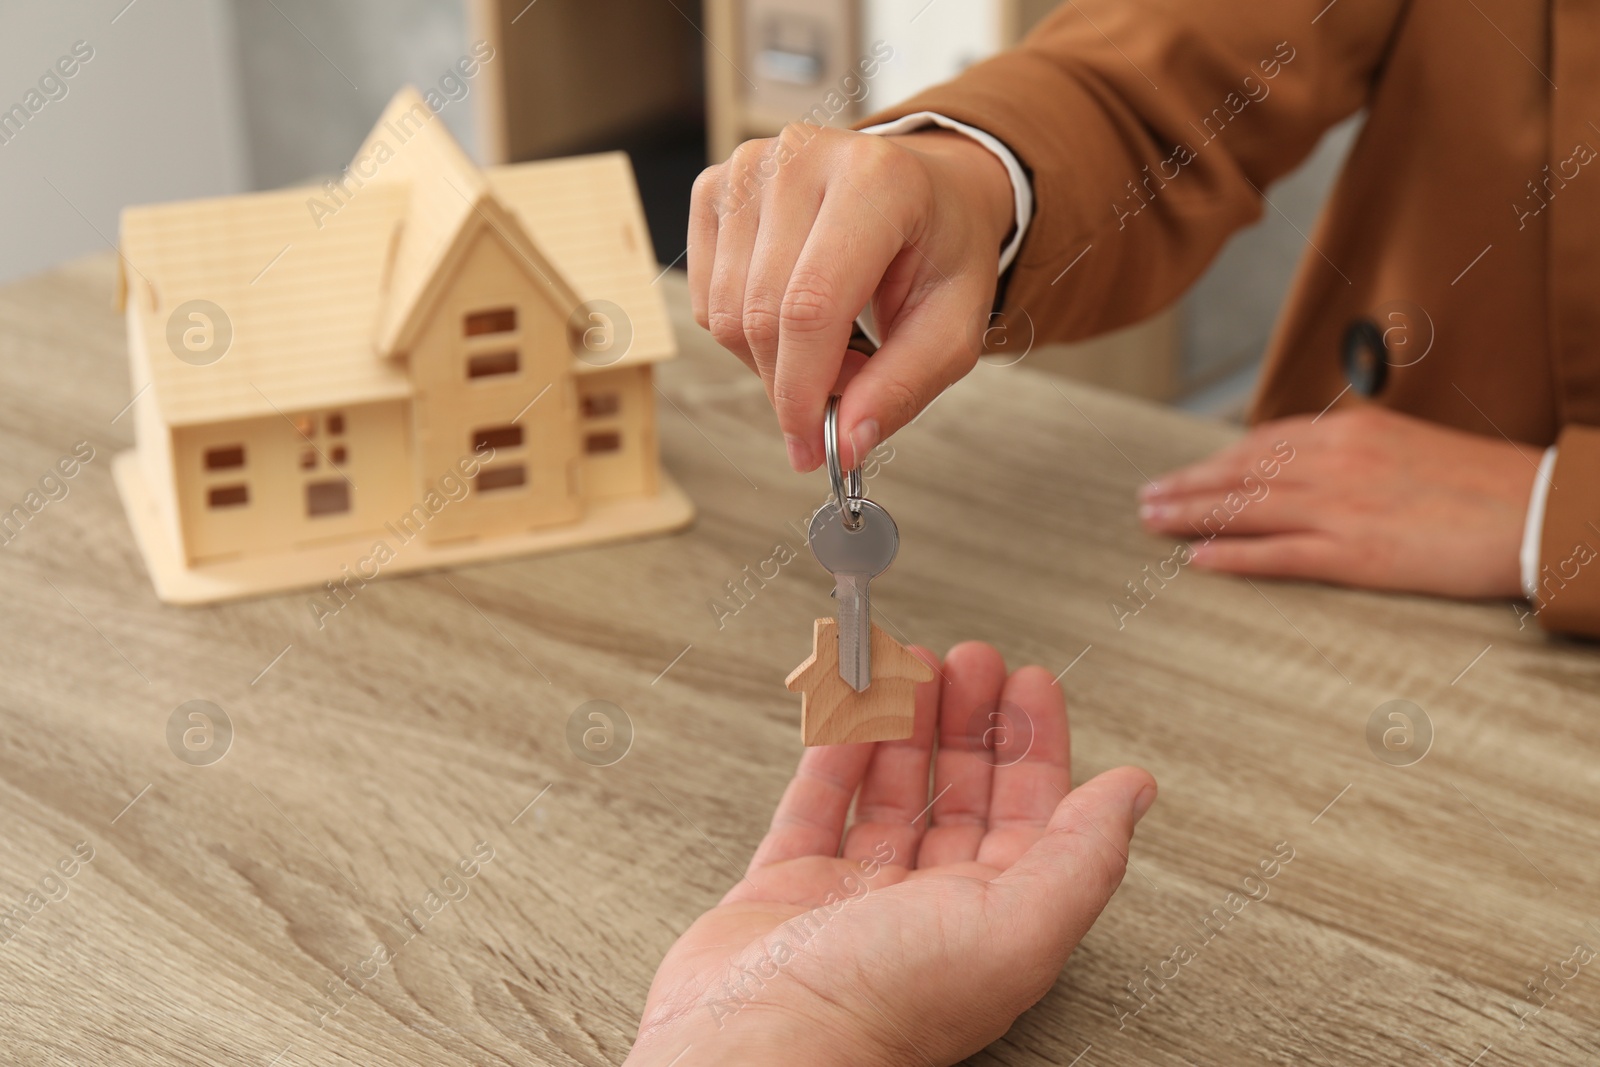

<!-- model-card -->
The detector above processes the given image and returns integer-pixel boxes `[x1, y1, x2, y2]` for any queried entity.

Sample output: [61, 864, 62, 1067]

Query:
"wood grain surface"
[1, 255, 1598, 1065]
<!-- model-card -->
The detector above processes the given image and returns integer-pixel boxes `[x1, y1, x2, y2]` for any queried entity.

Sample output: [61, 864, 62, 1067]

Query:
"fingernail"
[1139, 503, 1167, 523]
[1132, 784, 1157, 823]
[849, 418, 880, 466]
[785, 434, 815, 471]
[1139, 481, 1167, 501]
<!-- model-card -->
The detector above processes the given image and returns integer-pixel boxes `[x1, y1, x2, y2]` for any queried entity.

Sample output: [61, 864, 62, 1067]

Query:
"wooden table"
[2, 254, 1597, 1066]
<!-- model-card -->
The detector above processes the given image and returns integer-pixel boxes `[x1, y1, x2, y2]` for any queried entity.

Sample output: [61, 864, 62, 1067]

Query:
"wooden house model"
[112, 87, 693, 605]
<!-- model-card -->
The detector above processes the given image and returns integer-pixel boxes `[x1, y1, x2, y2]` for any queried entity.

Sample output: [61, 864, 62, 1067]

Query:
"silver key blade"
[809, 500, 899, 691]
[836, 573, 870, 691]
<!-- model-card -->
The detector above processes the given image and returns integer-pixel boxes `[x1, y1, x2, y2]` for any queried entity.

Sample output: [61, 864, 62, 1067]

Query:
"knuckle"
[1055, 821, 1127, 895]
[1332, 405, 1381, 437]
[742, 298, 782, 353]
[711, 141, 773, 217]
[845, 130, 899, 179]
[728, 137, 770, 171]
[1282, 541, 1317, 570]
[706, 306, 747, 350]
[779, 272, 836, 334]
[730, 137, 775, 178]
[1339, 406, 1375, 429]
[801, 123, 847, 154]
[775, 121, 817, 157]
[1321, 420, 1360, 452]
[691, 164, 724, 204]
[770, 381, 813, 424]
[1089, 839, 1129, 895]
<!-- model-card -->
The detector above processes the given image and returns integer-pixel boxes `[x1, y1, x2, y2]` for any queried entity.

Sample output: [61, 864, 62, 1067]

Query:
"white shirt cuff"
[1520, 446, 1559, 599]
[859, 110, 1033, 275]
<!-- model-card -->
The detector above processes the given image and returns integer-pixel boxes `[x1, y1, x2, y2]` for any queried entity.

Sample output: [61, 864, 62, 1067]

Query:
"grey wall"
[229, 0, 476, 189]
[1182, 115, 1362, 404]
[0, 0, 249, 284]
[0, 0, 486, 282]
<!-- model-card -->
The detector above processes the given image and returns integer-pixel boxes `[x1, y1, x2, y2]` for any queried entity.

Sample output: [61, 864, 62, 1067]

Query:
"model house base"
[114, 450, 694, 605]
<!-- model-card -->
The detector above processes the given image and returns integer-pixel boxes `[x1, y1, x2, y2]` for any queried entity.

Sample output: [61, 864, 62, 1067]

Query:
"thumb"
[993, 766, 1157, 946]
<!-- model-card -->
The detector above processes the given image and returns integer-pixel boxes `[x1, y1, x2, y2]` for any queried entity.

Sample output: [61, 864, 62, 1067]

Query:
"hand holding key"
[688, 126, 1015, 473]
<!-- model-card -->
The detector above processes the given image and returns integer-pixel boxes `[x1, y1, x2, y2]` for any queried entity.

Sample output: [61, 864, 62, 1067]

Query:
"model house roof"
[119, 87, 674, 428]
[356, 89, 585, 359]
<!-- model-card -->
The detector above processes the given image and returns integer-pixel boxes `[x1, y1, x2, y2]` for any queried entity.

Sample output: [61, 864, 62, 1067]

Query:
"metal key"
[809, 498, 899, 691]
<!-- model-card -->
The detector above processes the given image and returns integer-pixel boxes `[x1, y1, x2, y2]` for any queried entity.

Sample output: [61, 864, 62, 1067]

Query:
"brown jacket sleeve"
[857, 0, 1406, 342]
[1536, 429, 1600, 637]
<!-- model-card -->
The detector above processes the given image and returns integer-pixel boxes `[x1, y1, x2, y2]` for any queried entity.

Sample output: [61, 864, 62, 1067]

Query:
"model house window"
[208, 484, 249, 508]
[300, 449, 317, 470]
[467, 350, 519, 379]
[326, 413, 345, 435]
[473, 424, 523, 451]
[204, 445, 245, 470]
[331, 445, 347, 465]
[464, 307, 517, 336]
[585, 431, 622, 454]
[306, 480, 350, 517]
[581, 393, 620, 418]
[477, 465, 527, 492]
[293, 414, 315, 437]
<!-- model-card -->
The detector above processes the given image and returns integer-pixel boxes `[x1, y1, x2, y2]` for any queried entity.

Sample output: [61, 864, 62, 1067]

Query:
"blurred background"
[1, 0, 1359, 417]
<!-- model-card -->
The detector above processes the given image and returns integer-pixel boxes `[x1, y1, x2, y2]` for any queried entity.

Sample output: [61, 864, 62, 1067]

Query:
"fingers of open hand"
[1144, 430, 1301, 503]
[915, 642, 1007, 868]
[748, 741, 874, 874]
[973, 666, 1073, 871]
[842, 647, 944, 864]
[1139, 486, 1315, 540]
[1143, 440, 1259, 500]
[993, 765, 1156, 951]
[1187, 532, 1347, 582]
[1139, 428, 1308, 541]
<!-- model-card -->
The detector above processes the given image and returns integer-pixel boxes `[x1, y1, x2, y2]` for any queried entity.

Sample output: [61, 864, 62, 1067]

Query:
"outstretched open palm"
[626, 642, 1157, 1067]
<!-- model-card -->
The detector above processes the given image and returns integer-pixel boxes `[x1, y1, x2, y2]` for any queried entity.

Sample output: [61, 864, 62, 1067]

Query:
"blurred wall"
[0, 0, 489, 283]
[228, 0, 478, 189]
[0, 0, 249, 284]
[1183, 115, 1362, 401]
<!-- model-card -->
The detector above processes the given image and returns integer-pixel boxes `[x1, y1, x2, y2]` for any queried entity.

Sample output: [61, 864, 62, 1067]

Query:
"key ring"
[824, 395, 864, 531]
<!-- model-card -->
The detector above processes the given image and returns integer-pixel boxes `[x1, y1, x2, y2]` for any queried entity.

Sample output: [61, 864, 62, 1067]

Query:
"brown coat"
[862, 0, 1600, 637]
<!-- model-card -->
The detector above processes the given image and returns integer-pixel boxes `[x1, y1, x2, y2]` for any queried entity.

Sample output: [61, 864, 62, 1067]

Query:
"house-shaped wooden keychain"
[786, 619, 933, 744]
[112, 86, 693, 605]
